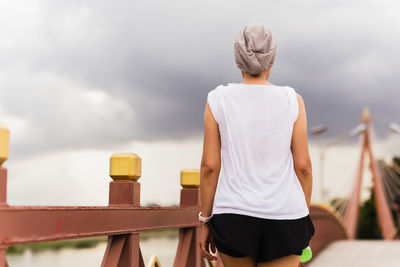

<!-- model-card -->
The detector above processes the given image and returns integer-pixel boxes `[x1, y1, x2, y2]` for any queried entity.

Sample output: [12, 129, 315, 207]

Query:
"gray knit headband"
[234, 23, 277, 75]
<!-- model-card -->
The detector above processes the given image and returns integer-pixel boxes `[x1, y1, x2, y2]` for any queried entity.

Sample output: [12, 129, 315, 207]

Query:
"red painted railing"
[0, 129, 210, 267]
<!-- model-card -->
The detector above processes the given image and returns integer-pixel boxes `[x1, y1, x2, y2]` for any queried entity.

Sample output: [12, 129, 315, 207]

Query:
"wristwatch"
[198, 212, 213, 223]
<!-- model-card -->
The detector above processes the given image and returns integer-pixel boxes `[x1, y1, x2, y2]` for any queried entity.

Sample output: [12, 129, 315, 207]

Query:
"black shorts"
[207, 213, 315, 262]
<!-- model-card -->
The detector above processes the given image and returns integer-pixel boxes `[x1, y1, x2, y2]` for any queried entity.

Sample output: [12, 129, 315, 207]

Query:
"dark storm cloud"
[0, 0, 399, 157]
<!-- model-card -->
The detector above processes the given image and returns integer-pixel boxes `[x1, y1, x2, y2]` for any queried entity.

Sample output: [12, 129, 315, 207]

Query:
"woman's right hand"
[200, 222, 217, 261]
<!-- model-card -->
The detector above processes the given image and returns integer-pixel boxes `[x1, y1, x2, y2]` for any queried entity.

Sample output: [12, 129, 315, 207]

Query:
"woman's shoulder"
[209, 83, 230, 93]
[281, 84, 297, 92]
[207, 84, 231, 100]
[279, 85, 300, 99]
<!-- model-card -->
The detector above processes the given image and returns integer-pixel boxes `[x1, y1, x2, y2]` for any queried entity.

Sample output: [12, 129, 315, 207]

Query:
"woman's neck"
[241, 70, 273, 86]
[241, 79, 273, 86]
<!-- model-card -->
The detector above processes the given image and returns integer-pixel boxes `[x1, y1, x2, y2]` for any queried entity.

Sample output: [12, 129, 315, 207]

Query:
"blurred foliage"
[393, 156, 400, 168]
[330, 197, 347, 217]
[330, 191, 381, 239]
[356, 190, 381, 239]
[7, 236, 106, 255]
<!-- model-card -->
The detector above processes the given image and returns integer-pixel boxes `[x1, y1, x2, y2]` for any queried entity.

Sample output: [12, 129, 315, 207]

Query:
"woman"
[199, 23, 315, 267]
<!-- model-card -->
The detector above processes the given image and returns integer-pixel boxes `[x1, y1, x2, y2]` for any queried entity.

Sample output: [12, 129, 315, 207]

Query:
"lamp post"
[310, 125, 328, 203]
[310, 124, 366, 203]
[389, 122, 400, 134]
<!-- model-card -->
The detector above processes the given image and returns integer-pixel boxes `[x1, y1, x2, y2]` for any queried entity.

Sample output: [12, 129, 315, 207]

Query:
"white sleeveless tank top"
[207, 82, 309, 219]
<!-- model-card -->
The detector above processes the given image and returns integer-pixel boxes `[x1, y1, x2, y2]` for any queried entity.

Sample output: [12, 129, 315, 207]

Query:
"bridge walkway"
[309, 240, 400, 267]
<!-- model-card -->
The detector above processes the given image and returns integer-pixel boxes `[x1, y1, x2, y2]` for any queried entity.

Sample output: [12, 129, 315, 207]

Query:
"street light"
[326, 124, 366, 148]
[310, 125, 328, 203]
[310, 124, 366, 203]
[310, 125, 328, 135]
[389, 122, 400, 134]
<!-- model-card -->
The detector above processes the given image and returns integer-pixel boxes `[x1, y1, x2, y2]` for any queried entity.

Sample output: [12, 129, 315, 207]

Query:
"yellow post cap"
[180, 169, 200, 188]
[0, 123, 10, 166]
[146, 254, 161, 267]
[110, 153, 142, 181]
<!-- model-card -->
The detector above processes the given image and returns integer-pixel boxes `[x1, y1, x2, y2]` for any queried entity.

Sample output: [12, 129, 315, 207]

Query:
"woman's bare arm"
[200, 102, 221, 217]
[291, 93, 313, 208]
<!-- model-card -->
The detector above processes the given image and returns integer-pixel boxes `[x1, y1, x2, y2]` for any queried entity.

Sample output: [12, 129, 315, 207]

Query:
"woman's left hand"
[200, 223, 217, 261]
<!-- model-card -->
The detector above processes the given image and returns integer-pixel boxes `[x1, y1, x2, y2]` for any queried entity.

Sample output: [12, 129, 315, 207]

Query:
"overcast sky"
[1, 0, 400, 206]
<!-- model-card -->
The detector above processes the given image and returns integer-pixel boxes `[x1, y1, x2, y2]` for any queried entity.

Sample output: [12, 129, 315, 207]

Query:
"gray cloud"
[1, 0, 400, 158]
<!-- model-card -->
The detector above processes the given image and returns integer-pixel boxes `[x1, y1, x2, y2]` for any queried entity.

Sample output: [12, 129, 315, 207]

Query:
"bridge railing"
[0, 125, 210, 267]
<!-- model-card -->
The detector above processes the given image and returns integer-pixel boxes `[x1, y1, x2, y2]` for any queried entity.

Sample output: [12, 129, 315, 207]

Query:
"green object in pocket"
[300, 246, 312, 263]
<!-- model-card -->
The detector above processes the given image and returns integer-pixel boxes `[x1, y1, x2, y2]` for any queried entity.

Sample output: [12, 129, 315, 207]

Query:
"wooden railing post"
[174, 169, 205, 267]
[0, 123, 9, 267]
[0, 167, 7, 208]
[0, 123, 9, 208]
[101, 153, 145, 267]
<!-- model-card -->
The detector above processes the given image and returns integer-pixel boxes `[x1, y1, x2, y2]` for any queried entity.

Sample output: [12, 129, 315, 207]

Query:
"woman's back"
[208, 82, 308, 219]
[200, 23, 314, 266]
